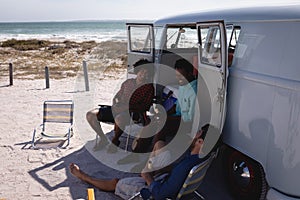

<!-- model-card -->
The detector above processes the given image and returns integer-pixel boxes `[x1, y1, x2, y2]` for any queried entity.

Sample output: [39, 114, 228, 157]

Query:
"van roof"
[154, 5, 300, 26]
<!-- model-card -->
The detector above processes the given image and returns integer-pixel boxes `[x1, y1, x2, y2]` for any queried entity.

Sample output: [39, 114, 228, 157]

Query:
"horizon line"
[0, 19, 155, 23]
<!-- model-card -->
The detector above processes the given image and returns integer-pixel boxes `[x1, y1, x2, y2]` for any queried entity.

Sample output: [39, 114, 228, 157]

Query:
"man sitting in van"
[153, 58, 198, 143]
[86, 59, 154, 152]
[132, 58, 197, 154]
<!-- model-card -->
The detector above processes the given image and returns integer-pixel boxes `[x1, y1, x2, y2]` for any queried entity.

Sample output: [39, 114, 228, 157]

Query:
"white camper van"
[125, 5, 300, 200]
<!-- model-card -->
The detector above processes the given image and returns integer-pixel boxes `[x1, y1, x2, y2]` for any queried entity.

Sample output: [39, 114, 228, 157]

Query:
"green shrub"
[1, 39, 50, 51]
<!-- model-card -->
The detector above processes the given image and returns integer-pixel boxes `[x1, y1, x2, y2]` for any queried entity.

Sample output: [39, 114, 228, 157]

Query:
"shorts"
[97, 105, 114, 122]
[115, 176, 148, 199]
[147, 150, 171, 171]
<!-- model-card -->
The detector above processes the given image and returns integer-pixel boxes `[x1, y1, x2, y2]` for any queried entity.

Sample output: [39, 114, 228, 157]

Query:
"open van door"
[196, 21, 227, 153]
[126, 23, 154, 74]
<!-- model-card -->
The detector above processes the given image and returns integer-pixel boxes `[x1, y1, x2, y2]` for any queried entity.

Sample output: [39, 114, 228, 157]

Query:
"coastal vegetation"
[1, 39, 50, 51]
[0, 39, 127, 80]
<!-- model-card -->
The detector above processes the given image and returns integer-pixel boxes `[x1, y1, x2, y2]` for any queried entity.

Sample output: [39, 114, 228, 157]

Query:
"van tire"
[223, 147, 268, 200]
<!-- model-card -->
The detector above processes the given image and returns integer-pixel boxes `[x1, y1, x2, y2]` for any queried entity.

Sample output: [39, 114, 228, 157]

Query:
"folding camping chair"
[31, 100, 74, 149]
[128, 149, 218, 200]
[175, 149, 218, 200]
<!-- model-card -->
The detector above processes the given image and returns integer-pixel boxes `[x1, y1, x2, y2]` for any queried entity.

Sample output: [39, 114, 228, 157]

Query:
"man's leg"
[130, 140, 167, 173]
[133, 117, 158, 153]
[153, 116, 181, 143]
[86, 108, 109, 148]
[69, 163, 118, 192]
[107, 112, 130, 153]
[111, 112, 130, 146]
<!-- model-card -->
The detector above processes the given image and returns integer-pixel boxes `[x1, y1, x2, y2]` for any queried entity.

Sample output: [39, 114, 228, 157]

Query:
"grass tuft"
[1, 39, 50, 51]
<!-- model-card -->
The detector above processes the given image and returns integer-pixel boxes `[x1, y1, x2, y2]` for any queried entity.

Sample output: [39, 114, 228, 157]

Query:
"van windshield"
[157, 25, 198, 50]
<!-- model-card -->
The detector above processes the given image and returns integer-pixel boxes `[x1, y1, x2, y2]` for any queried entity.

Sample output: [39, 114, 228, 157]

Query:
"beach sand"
[0, 39, 235, 200]
[0, 40, 136, 200]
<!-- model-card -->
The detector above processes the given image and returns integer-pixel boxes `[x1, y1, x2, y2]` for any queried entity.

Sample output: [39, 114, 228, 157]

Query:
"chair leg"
[64, 126, 72, 148]
[31, 129, 37, 148]
[128, 191, 141, 200]
[125, 112, 134, 152]
[66, 130, 70, 148]
[194, 190, 205, 200]
[32, 124, 43, 149]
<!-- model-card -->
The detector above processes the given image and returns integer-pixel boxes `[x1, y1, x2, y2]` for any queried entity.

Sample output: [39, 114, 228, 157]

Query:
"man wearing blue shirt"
[69, 124, 210, 200]
[152, 58, 198, 144]
[176, 77, 197, 122]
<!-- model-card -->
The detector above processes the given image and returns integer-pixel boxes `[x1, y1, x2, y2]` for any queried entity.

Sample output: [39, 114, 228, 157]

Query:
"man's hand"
[141, 172, 154, 186]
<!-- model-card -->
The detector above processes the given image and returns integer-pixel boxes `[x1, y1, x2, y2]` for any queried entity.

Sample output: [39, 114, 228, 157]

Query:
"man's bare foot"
[69, 163, 86, 181]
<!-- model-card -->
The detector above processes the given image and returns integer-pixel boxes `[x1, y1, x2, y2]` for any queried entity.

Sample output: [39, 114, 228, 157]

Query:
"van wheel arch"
[223, 146, 268, 200]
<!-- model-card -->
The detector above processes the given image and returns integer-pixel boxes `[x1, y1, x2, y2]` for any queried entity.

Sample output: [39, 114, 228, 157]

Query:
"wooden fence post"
[45, 66, 50, 89]
[9, 63, 13, 86]
[83, 61, 89, 91]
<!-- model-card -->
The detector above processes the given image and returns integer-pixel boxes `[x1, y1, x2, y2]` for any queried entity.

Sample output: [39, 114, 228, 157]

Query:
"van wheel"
[224, 148, 268, 200]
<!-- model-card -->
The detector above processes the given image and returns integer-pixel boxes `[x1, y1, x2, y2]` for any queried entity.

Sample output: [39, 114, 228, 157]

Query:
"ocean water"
[0, 21, 127, 42]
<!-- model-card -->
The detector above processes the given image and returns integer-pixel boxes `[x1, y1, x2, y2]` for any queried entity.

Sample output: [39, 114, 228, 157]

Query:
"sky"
[0, 0, 300, 22]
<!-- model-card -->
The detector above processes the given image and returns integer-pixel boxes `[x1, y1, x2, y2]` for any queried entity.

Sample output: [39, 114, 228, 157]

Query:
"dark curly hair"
[174, 58, 194, 74]
[133, 59, 154, 76]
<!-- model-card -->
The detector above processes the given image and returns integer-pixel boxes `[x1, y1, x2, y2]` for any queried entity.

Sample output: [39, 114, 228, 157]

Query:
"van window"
[199, 25, 222, 67]
[229, 27, 240, 48]
[166, 26, 198, 49]
[128, 26, 152, 53]
[227, 26, 241, 67]
[154, 27, 164, 50]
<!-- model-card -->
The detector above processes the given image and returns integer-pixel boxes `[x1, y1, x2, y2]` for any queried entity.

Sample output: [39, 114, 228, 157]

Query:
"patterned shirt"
[113, 78, 154, 114]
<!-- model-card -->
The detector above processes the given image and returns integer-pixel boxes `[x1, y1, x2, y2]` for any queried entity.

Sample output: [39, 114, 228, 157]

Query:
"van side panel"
[224, 68, 275, 167]
[270, 79, 300, 195]
[223, 21, 300, 197]
[266, 22, 300, 195]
